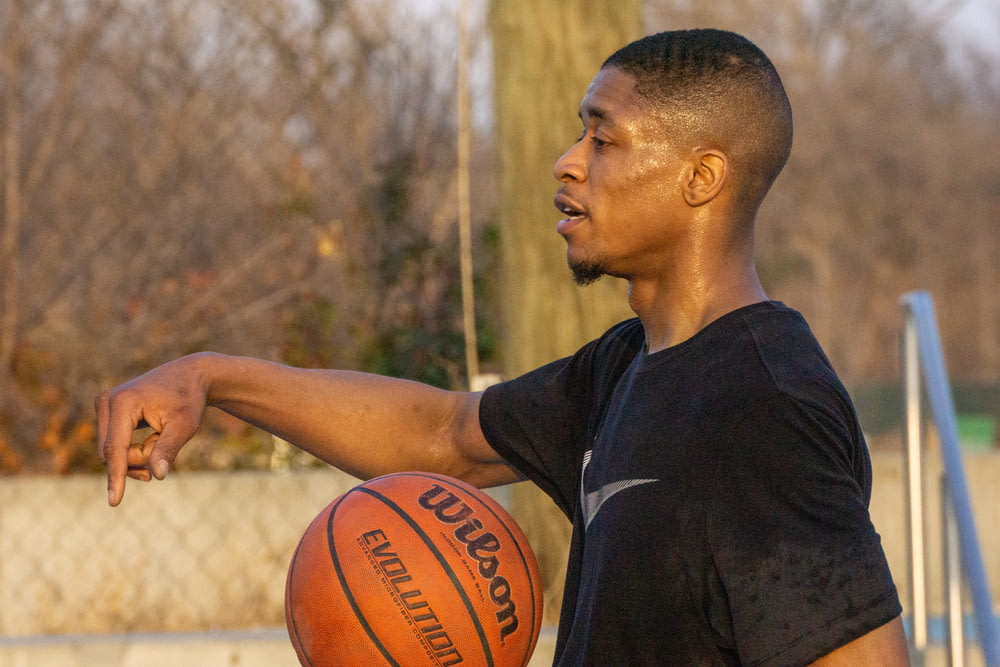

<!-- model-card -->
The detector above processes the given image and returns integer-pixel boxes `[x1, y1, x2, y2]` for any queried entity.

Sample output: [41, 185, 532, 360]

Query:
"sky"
[949, 0, 1000, 55]
[931, 0, 1000, 89]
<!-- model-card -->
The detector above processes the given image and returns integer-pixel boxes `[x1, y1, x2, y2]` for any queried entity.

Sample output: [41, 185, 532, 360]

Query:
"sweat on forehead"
[600, 29, 793, 199]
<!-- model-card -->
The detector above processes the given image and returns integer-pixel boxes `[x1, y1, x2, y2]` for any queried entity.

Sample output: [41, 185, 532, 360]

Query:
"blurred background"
[1, 0, 998, 664]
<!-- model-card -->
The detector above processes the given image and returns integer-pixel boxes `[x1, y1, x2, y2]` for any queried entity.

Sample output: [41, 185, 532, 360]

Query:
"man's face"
[552, 67, 688, 285]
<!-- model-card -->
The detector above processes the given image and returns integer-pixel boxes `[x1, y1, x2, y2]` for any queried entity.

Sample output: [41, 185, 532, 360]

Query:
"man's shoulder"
[600, 317, 645, 345]
[740, 302, 839, 383]
[583, 317, 645, 389]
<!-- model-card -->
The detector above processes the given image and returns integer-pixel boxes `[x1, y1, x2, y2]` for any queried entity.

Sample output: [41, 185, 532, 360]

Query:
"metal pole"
[456, 0, 479, 387]
[902, 301, 928, 651]
[943, 473, 965, 667]
[904, 291, 1000, 666]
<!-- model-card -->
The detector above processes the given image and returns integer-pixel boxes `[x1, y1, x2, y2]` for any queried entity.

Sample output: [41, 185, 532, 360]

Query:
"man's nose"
[553, 141, 586, 183]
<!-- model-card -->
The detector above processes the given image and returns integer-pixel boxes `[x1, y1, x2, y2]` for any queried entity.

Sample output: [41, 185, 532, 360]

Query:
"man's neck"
[628, 269, 767, 354]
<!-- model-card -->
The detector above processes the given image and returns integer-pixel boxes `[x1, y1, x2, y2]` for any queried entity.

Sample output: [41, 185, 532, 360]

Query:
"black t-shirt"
[479, 301, 901, 666]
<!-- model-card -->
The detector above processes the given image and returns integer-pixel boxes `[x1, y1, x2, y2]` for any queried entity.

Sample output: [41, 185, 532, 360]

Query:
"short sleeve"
[479, 356, 589, 516]
[709, 393, 902, 666]
[479, 319, 645, 517]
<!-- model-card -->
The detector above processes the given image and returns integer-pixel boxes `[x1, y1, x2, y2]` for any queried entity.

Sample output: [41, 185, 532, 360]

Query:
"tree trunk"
[0, 1, 24, 425]
[488, 0, 642, 626]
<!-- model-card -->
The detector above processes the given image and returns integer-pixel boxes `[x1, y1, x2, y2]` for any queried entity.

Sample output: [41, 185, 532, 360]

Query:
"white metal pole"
[943, 474, 965, 667]
[903, 304, 928, 651]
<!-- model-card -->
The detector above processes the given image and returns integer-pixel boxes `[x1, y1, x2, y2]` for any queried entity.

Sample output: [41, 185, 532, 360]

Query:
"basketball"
[285, 471, 544, 667]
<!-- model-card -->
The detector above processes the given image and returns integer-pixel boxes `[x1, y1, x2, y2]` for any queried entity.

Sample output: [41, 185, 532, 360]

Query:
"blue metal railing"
[901, 290, 1000, 666]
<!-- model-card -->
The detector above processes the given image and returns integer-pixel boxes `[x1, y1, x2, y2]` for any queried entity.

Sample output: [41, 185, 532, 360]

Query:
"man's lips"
[554, 193, 587, 235]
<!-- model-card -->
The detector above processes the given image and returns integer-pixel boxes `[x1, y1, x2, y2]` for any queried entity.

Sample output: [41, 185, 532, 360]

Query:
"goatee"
[570, 261, 605, 286]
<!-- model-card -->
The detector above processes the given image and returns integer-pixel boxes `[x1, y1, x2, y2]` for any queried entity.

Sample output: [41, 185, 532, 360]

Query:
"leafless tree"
[0, 0, 497, 472]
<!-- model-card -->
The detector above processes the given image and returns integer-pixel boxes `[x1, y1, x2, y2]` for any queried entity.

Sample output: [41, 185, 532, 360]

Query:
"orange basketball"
[285, 471, 543, 667]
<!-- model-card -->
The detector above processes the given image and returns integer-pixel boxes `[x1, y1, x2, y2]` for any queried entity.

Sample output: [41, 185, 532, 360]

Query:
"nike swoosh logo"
[580, 450, 657, 530]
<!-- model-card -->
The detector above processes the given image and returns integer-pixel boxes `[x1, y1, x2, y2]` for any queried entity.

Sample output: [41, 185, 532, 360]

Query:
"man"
[97, 29, 909, 665]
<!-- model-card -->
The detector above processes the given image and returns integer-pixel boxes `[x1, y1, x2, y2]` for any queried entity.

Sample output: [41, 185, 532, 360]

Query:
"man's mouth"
[554, 194, 587, 234]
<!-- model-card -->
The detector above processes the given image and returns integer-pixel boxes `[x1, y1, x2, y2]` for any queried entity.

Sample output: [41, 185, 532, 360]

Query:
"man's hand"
[95, 355, 209, 506]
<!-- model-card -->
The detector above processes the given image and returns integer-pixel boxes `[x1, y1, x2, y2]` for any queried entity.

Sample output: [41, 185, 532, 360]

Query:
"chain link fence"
[5, 452, 998, 658]
[0, 468, 362, 637]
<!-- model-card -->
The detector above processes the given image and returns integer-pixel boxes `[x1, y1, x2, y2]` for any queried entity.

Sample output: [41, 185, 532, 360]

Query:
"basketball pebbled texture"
[285, 471, 543, 667]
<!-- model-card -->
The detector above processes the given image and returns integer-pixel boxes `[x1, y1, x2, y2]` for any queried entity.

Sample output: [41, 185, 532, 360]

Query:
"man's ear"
[683, 149, 729, 206]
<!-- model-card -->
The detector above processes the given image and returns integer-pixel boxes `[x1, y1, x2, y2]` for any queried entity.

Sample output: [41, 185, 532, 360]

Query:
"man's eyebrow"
[579, 104, 615, 126]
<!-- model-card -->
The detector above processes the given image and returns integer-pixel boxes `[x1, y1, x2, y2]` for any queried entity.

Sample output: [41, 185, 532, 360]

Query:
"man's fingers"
[108, 429, 180, 503]
[139, 431, 174, 481]
[151, 458, 170, 480]
[103, 405, 148, 507]
[127, 468, 153, 482]
[125, 433, 158, 468]
[96, 358, 206, 506]
[94, 391, 111, 463]
[126, 445, 147, 468]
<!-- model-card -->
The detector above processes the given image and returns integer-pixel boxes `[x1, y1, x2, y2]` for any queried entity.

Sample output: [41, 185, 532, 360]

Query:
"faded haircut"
[603, 29, 793, 212]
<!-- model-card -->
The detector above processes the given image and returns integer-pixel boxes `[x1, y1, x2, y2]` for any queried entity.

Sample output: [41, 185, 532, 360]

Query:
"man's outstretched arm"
[95, 352, 521, 506]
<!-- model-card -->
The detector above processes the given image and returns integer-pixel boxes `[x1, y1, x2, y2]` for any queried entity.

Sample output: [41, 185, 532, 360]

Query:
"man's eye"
[574, 130, 608, 149]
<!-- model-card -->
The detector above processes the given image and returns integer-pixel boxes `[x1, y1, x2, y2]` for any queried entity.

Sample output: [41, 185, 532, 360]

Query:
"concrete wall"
[1, 452, 997, 666]
[870, 450, 1000, 617]
[0, 629, 560, 667]
[0, 469, 363, 637]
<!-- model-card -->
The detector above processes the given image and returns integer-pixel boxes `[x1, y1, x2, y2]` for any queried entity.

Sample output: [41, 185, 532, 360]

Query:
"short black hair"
[603, 29, 793, 210]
